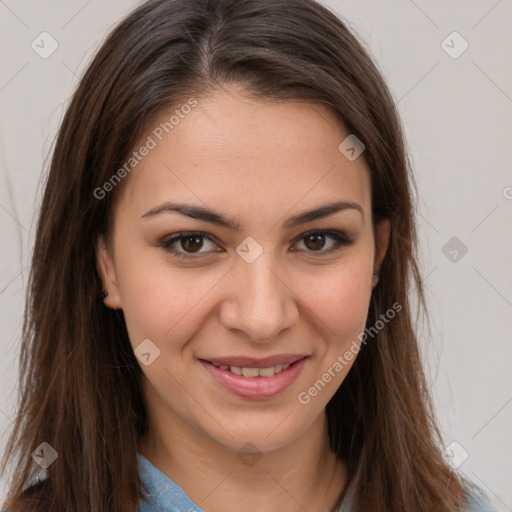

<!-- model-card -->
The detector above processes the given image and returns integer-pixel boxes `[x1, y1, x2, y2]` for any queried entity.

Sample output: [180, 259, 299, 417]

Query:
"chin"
[203, 411, 313, 454]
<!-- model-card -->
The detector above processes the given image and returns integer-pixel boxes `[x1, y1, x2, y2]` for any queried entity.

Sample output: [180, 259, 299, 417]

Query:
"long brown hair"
[2, 0, 472, 510]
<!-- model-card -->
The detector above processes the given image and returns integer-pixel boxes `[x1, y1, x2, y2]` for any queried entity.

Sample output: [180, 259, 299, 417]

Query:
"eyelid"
[159, 231, 220, 257]
[291, 229, 352, 245]
[159, 229, 354, 259]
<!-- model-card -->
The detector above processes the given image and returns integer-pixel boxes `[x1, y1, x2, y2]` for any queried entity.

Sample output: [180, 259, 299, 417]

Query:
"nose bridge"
[221, 242, 297, 342]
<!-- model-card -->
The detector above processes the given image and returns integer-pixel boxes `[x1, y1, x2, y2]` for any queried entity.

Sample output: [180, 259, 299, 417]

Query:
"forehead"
[117, 87, 372, 223]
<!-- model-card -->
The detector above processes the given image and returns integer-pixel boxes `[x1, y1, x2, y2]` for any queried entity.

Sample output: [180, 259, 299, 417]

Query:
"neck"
[138, 411, 347, 512]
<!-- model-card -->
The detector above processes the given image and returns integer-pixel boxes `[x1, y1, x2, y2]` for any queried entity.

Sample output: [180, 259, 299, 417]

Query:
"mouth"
[198, 354, 309, 399]
[200, 353, 306, 372]
[208, 362, 292, 378]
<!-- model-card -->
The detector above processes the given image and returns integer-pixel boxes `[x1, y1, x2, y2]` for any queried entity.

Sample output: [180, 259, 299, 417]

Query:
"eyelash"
[159, 230, 354, 260]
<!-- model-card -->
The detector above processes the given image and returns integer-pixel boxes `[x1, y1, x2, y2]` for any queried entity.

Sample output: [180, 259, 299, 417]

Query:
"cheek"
[115, 231, 374, 353]
[298, 258, 373, 346]
[114, 251, 218, 348]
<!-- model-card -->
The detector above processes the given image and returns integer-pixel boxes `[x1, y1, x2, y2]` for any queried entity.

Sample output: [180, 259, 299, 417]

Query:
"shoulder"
[463, 487, 498, 512]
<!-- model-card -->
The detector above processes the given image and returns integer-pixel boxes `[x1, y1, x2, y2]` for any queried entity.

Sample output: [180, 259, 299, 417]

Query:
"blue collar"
[137, 452, 206, 512]
[136, 452, 354, 512]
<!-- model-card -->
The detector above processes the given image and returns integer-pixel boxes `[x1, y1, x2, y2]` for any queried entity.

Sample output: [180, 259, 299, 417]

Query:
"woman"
[0, 0, 497, 511]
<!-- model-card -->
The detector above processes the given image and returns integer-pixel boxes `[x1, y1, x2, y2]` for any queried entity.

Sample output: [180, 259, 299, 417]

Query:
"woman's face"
[97, 86, 390, 452]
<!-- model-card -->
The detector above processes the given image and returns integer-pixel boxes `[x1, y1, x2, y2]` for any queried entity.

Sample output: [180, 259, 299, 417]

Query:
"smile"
[198, 355, 309, 399]
[209, 362, 291, 377]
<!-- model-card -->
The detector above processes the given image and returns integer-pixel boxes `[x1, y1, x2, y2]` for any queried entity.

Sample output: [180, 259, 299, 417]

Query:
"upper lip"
[200, 354, 308, 368]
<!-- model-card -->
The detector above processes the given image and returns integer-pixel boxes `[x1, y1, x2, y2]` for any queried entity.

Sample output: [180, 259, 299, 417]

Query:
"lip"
[201, 353, 307, 368]
[199, 356, 308, 399]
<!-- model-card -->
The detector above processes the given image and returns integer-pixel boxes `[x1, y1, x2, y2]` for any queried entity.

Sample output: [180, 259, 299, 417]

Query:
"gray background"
[0, 0, 511, 509]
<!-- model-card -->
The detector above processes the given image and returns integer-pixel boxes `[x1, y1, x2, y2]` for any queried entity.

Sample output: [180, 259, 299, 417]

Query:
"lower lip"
[199, 358, 308, 399]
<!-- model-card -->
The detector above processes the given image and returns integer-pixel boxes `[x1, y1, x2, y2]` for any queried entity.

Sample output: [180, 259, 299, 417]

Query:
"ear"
[96, 235, 122, 309]
[372, 218, 391, 289]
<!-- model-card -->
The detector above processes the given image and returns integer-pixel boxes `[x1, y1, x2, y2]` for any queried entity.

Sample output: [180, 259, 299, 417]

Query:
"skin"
[97, 85, 390, 512]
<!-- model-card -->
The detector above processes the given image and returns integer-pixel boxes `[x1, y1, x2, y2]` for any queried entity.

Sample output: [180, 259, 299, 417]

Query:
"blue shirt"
[136, 452, 498, 512]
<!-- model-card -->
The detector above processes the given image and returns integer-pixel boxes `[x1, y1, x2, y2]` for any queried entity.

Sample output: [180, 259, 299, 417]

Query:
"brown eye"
[160, 230, 353, 261]
[293, 230, 354, 255]
[181, 235, 204, 253]
[160, 232, 219, 259]
[304, 233, 326, 251]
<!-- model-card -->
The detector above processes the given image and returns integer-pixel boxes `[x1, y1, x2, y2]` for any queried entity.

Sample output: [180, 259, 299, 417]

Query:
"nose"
[219, 253, 299, 343]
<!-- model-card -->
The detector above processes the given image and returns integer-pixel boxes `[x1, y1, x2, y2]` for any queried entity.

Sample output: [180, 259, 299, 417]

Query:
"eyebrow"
[141, 199, 363, 230]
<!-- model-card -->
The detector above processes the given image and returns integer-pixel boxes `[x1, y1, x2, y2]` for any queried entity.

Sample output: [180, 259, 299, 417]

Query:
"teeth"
[242, 367, 259, 377]
[211, 362, 291, 377]
[259, 366, 275, 377]
[230, 366, 242, 375]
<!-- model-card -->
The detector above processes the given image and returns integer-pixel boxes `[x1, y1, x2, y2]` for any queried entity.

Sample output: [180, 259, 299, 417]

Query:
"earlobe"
[372, 219, 391, 289]
[95, 236, 122, 309]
